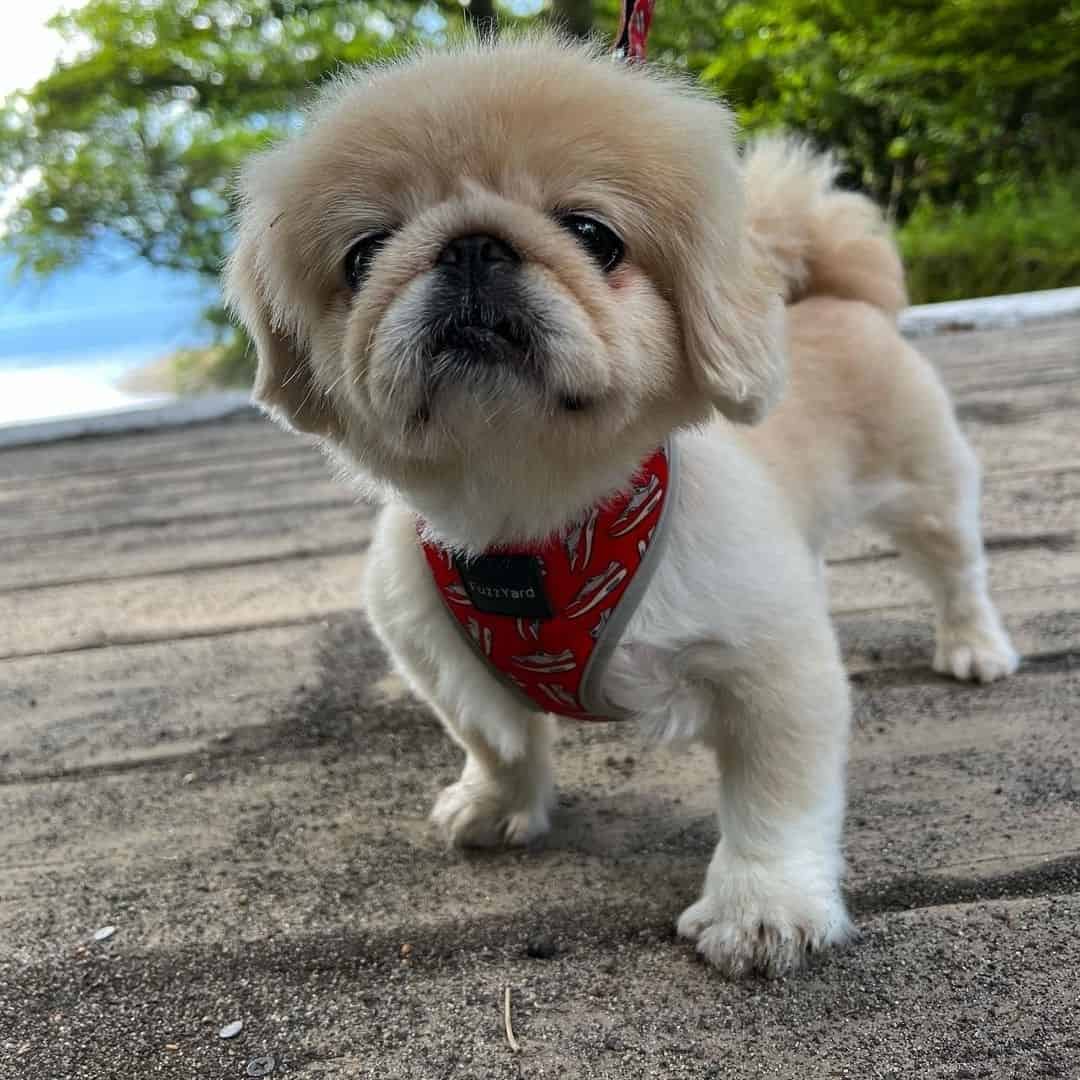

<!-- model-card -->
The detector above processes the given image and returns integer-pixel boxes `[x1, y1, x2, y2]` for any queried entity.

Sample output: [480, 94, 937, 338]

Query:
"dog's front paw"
[933, 615, 1019, 683]
[677, 857, 852, 978]
[431, 778, 552, 849]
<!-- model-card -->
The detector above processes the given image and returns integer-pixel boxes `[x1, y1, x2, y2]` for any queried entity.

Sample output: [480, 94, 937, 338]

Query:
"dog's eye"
[344, 231, 391, 290]
[558, 214, 624, 273]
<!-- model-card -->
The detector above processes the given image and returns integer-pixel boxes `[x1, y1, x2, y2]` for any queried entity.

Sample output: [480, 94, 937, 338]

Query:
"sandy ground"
[1, 318, 1078, 1079]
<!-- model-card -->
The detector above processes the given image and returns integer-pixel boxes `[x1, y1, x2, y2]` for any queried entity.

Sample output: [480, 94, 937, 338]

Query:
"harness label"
[454, 554, 552, 619]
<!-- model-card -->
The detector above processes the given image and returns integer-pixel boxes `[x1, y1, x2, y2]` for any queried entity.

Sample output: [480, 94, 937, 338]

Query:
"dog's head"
[225, 36, 784, 542]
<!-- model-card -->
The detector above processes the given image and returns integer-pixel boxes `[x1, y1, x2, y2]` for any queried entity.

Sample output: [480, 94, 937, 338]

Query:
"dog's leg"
[365, 507, 555, 849]
[427, 701, 556, 849]
[676, 623, 854, 977]
[370, 594, 556, 851]
[873, 427, 1018, 683]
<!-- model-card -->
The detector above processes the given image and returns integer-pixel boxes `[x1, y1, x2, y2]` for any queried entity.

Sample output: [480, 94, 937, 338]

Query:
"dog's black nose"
[436, 233, 519, 278]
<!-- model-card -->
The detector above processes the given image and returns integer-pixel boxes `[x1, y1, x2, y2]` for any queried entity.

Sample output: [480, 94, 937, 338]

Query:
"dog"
[223, 34, 1018, 977]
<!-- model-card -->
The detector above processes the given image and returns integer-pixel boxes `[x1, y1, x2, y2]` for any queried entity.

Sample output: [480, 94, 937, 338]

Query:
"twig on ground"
[503, 986, 520, 1053]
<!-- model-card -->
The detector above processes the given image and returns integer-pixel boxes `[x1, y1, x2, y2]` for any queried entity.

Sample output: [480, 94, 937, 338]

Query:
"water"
[0, 249, 217, 425]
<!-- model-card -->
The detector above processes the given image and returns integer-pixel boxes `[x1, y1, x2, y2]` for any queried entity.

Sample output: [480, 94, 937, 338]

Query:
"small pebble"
[525, 937, 557, 959]
[246, 1054, 276, 1077]
[400, 943, 412, 958]
[93, 925, 116, 942]
[182, 772, 196, 784]
[219, 1020, 244, 1039]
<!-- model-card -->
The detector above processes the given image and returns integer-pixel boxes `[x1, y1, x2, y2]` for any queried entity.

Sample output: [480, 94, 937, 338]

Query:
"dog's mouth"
[410, 389, 593, 427]
[398, 295, 599, 431]
[427, 308, 536, 357]
[416, 304, 546, 402]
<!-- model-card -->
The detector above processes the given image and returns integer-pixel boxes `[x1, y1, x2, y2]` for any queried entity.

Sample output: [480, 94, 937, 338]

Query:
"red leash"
[614, 0, 656, 62]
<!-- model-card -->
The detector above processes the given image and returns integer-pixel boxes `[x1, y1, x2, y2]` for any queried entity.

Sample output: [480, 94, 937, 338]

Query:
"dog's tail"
[742, 135, 907, 317]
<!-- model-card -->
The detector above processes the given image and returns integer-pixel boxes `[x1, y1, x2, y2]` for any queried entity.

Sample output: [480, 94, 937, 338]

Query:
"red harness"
[420, 446, 674, 720]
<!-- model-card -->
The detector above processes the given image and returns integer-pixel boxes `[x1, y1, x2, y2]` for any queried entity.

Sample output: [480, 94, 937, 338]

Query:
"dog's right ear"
[223, 230, 341, 438]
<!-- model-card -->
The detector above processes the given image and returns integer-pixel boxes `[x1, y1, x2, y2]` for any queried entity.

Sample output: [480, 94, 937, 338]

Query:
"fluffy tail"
[743, 135, 907, 317]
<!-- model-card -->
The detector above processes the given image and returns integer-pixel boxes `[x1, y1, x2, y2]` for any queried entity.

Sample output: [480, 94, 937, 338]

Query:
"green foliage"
[900, 175, 1080, 304]
[695, 0, 1080, 220]
[168, 335, 256, 391]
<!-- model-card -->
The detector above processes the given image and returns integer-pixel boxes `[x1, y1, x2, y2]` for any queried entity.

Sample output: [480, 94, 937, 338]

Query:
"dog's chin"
[428, 331, 531, 378]
[411, 354, 597, 432]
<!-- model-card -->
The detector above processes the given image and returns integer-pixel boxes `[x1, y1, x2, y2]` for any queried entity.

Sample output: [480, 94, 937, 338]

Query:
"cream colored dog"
[224, 35, 1018, 977]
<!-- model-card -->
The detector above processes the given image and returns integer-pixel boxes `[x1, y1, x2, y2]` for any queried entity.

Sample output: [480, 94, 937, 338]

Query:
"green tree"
[694, 0, 1080, 217]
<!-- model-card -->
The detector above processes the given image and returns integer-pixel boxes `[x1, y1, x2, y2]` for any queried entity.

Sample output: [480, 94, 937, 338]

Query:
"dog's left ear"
[675, 232, 786, 426]
[666, 111, 786, 424]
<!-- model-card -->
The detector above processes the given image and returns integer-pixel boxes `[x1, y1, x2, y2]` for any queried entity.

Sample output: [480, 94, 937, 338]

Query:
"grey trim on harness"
[577, 436, 679, 719]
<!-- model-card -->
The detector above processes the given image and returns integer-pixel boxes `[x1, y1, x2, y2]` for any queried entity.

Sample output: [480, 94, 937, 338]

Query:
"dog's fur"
[224, 35, 1018, 977]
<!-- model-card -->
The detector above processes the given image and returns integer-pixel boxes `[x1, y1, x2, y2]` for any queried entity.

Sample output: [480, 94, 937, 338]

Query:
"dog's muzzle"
[424, 232, 540, 373]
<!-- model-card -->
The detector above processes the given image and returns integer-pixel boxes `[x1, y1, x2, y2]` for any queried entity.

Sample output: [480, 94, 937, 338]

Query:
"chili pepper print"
[445, 582, 473, 605]
[566, 561, 628, 620]
[565, 507, 599, 573]
[511, 648, 577, 674]
[610, 473, 662, 537]
[537, 683, 580, 710]
[637, 523, 657, 561]
[467, 617, 494, 657]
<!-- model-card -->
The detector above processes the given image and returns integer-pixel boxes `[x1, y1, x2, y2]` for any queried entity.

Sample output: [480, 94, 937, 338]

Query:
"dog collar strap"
[420, 441, 677, 721]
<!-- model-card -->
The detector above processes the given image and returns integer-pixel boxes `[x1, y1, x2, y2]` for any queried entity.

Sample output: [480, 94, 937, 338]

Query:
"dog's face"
[226, 38, 783, 535]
